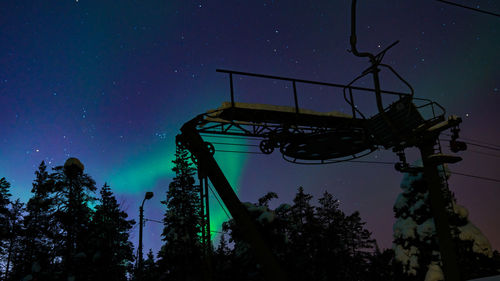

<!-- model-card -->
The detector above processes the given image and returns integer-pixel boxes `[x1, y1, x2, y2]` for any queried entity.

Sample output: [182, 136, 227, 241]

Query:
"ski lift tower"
[175, 1, 467, 280]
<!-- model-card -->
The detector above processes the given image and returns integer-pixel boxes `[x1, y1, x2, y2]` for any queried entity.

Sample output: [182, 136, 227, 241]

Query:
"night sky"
[1, 0, 499, 256]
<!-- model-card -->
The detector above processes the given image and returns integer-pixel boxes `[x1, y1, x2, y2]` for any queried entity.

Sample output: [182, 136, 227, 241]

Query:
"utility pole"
[138, 191, 154, 280]
[419, 119, 463, 281]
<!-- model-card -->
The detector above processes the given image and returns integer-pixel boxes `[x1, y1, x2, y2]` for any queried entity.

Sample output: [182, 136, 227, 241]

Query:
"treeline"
[0, 160, 134, 281]
[142, 146, 404, 281]
[2, 148, 499, 281]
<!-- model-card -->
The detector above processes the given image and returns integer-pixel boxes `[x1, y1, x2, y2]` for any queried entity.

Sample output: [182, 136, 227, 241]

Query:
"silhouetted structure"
[174, 1, 469, 280]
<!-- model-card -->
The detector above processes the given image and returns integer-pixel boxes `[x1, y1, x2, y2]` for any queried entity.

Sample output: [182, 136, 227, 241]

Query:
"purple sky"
[1, 0, 499, 255]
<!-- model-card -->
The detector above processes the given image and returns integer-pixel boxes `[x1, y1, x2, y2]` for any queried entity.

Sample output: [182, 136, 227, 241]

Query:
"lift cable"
[463, 149, 500, 159]
[211, 141, 260, 147]
[443, 134, 500, 149]
[442, 146, 500, 159]
[348, 160, 395, 165]
[144, 218, 224, 234]
[207, 182, 232, 220]
[449, 171, 500, 183]
[436, 0, 500, 18]
[201, 134, 263, 140]
[213, 146, 500, 183]
[441, 138, 500, 152]
[348, 160, 500, 183]
[215, 149, 263, 155]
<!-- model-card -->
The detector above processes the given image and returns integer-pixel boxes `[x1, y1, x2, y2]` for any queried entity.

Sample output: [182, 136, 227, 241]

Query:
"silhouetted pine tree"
[141, 249, 160, 280]
[314, 191, 345, 279]
[366, 247, 405, 281]
[213, 233, 234, 281]
[0, 177, 11, 247]
[3, 199, 23, 281]
[11, 161, 58, 281]
[0, 177, 13, 280]
[51, 160, 96, 280]
[157, 146, 203, 281]
[220, 188, 378, 281]
[288, 187, 322, 280]
[87, 183, 135, 281]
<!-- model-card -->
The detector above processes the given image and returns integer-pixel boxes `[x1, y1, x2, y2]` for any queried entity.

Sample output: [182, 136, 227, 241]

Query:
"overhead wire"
[200, 134, 262, 140]
[449, 171, 500, 183]
[211, 141, 259, 147]
[442, 133, 500, 148]
[464, 149, 500, 159]
[347, 159, 500, 183]
[213, 147, 500, 183]
[215, 149, 263, 155]
[207, 182, 232, 220]
[441, 138, 500, 152]
[436, 0, 500, 18]
[204, 131, 500, 183]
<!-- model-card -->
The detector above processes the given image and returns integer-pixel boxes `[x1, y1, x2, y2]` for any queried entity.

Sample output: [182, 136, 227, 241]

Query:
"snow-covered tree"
[393, 164, 499, 280]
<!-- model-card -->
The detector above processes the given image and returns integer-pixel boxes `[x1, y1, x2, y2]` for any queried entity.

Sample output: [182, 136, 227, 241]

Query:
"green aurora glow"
[106, 137, 248, 235]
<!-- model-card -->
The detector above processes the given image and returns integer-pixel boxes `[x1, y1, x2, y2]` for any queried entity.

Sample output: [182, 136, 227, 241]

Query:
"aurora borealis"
[1, 0, 499, 255]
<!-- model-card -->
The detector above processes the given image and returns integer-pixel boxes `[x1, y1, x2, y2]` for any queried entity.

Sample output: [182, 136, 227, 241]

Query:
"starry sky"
[1, 0, 499, 255]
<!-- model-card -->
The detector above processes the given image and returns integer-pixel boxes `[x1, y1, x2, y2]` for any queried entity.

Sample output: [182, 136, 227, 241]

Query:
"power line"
[217, 146, 500, 184]
[211, 141, 259, 147]
[144, 218, 163, 224]
[460, 149, 500, 159]
[441, 139, 500, 152]
[443, 134, 500, 149]
[215, 149, 263, 155]
[349, 159, 500, 183]
[449, 171, 500, 183]
[201, 134, 262, 140]
[348, 160, 395, 165]
[144, 218, 229, 233]
[207, 182, 232, 220]
[436, 0, 500, 18]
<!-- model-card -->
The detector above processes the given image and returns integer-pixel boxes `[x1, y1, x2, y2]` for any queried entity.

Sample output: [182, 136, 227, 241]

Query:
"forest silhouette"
[1, 150, 499, 281]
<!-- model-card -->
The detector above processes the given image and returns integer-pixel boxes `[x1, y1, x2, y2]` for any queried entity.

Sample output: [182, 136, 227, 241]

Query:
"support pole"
[179, 119, 287, 281]
[198, 168, 213, 281]
[420, 140, 461, 281]
[138, 205, 144, 279]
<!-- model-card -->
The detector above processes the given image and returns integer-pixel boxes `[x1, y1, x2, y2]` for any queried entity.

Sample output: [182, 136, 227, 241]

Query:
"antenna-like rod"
[350, 0, 375, 61]
[349, 0, 386, 116]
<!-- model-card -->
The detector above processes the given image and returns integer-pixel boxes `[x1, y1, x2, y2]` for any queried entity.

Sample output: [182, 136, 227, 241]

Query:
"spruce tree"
[52, 158, 96, 280]
[286, 187, 316, 279]
[3, 199, 23, 281]
[157, 146, 203, 281]
[0, 177, 12, 246]
[0, 177, 12, 280]
[88, 183, 135, 281]
[141, 249, 160, 280]
[219, 188, 381, 281]
[12, 161, 58, 281]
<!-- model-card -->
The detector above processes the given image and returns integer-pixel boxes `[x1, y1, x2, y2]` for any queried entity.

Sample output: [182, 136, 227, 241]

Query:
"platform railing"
[216, 69, 412, 119]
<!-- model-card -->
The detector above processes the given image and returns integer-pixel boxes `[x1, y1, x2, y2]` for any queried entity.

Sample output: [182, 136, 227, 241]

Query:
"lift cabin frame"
[176, 67, 464, 281]
[177, 1, 465, 280]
